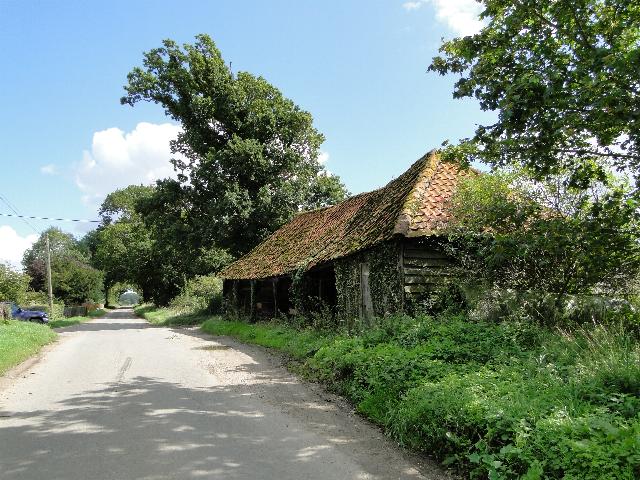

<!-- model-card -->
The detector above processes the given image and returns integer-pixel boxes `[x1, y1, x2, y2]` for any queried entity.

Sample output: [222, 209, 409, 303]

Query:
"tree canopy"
[430, 0, 640, 190]
[85, 186, 154, 303]
[23, 227, 103, 305]
[0, 263, 30, 304]
[122, 34, 347, 257]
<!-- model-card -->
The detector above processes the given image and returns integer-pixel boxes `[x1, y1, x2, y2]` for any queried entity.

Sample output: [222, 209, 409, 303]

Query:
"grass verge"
[200, 317, 334, 359]
[134, 304, 209, 327]
[48, 308, 107, 329]
[138, 307, 640, 479]
[0, 320, 57, 375]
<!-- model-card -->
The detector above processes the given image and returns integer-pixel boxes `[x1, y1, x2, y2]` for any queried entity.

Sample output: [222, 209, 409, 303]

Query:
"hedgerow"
[199, 312, 639, 479]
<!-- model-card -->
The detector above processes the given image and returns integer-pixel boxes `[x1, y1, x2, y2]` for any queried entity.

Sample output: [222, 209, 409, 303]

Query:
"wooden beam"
[403, 268, 454, 277]
[403, 249, 449, 259]
[403, 257, 452, 268]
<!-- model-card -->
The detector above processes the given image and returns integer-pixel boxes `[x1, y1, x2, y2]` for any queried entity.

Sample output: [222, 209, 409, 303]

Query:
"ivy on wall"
[226, 240, 406, 327]
[334, 240, 404, 330]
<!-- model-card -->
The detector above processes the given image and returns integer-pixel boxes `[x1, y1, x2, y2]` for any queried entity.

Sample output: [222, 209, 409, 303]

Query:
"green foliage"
[21, 291, 64, 319]
[122, 34, 348, 261]
[48, 309, 106, 329]
[201, 317, 334, 359]
[23, 227, 82, 292]
[23, 227, 104, 305]
[134, 304, 208, 327]
[0, 320, 56, 374]
[388, 325, 640, 479]
[334, 243, 403, 329]
[52, 258, 104, 305]
[193, 311, 639, 479]
[445, 172, 640, 304]
[0, 263, 30, 304]
[86, 186, 154, 303]
[169, 275, 223, 314]
[118, 290, 140, 305]
[430, 0, 640, 192]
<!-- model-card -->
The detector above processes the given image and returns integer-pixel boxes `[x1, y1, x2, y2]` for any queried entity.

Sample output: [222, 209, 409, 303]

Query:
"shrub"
[22, 290, 64, 319]
[385, 324, 640, 479]
[169, 275, 223, 313]
[195, 308, 639, 478]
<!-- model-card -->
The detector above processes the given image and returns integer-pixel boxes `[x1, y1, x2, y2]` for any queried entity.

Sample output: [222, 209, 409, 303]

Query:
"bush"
[169, 275, 223, 314]
[0, 263, 30, 304]
[22, 290, 64, 319]
[447, 172, 640, 300]
[385, 325, 640, 479]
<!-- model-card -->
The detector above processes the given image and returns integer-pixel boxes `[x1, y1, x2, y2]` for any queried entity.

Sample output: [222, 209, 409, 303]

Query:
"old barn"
[219, 150, 473, 324]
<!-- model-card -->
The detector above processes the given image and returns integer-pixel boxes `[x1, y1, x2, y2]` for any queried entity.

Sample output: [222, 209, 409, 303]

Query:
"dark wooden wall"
[401, 238, 454, 300]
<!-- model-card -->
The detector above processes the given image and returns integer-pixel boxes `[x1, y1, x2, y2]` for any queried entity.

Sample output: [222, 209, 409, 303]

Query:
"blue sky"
[0, 0, 490, 265]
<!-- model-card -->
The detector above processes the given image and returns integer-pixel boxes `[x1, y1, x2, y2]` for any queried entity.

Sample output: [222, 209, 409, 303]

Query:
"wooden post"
[249, 280, 256, 321]
[360, 262, 373, 327]
[45, 234, 54, 318]
[272, 278, 278, 314]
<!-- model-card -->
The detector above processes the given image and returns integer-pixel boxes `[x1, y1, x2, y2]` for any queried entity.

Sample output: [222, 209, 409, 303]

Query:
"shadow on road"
[0, 376, 370, 479]
[56, 321, 151, 333]
[0, 309, 440, 479]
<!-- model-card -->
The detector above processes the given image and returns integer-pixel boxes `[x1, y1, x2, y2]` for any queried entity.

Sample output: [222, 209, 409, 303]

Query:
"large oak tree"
[122, 34, 347, 258]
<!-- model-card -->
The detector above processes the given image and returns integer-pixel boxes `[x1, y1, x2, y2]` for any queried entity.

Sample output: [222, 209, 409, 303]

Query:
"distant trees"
[0, 263, 30, 304]
[85, 185, 154, 303]
[23, 227, 103, 305]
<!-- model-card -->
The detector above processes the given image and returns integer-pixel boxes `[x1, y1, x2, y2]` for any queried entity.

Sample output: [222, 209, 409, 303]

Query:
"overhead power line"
[0, 194, 40, 234]
[0, 212, 100, 223]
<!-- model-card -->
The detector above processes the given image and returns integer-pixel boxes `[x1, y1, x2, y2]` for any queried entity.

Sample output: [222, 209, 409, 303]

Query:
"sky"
[0, 0, 491, 267]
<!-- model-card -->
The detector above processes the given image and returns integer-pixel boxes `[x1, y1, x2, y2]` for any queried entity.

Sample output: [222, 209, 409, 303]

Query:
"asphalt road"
[0, 309, 446, 480]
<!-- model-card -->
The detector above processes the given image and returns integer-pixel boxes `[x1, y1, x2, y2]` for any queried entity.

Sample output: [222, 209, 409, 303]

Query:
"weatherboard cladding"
[219, 151, 472, 280]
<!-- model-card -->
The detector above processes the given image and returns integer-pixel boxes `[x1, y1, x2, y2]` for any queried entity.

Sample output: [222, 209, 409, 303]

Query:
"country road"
[0, 309, 445, 480]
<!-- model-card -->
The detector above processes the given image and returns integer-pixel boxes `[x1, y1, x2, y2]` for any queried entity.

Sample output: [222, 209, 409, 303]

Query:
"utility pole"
[45, 234, 54, 318]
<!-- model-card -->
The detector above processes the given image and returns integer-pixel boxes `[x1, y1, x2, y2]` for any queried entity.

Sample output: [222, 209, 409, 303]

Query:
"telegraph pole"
[45, 234, 54, 317]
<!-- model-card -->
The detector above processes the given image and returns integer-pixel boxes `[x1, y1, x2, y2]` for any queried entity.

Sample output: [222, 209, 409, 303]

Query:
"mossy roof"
[220, 151, 473, 280]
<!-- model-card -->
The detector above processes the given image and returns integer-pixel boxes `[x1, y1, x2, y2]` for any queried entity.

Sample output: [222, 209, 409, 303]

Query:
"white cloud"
[317, 151, 329, 164]
[74, 122, 181, 208]
[402, 1, 423, 10]
[403, 0, 484, 37]
[0, 226, 37, 269]
[40, 164, 57, 175]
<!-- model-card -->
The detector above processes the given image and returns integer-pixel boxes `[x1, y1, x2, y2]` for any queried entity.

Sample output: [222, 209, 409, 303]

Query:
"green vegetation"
[201, 317, 333, 359]
[169, 275, 223, 314]
[143, 305, 639, 479]
[432, 0, 640, 194]
[0, 320, 57, 375]
[439, 171, 640, 326]
[48, 309, 106, 329]
[94, 34, 348, 305]
[134, 304, 208, 327]
[0, 263, 31, 305]
[23, 227, 104, 305]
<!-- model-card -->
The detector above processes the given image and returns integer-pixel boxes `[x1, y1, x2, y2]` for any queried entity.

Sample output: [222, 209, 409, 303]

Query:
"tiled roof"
[220, 151, 473, 280]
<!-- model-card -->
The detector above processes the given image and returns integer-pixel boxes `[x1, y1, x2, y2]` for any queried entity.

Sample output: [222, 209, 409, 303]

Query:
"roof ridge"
[393, 150, 440, 236]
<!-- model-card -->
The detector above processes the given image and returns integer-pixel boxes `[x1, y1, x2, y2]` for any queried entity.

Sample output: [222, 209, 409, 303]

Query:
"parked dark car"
[10, 303, 49, 324]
